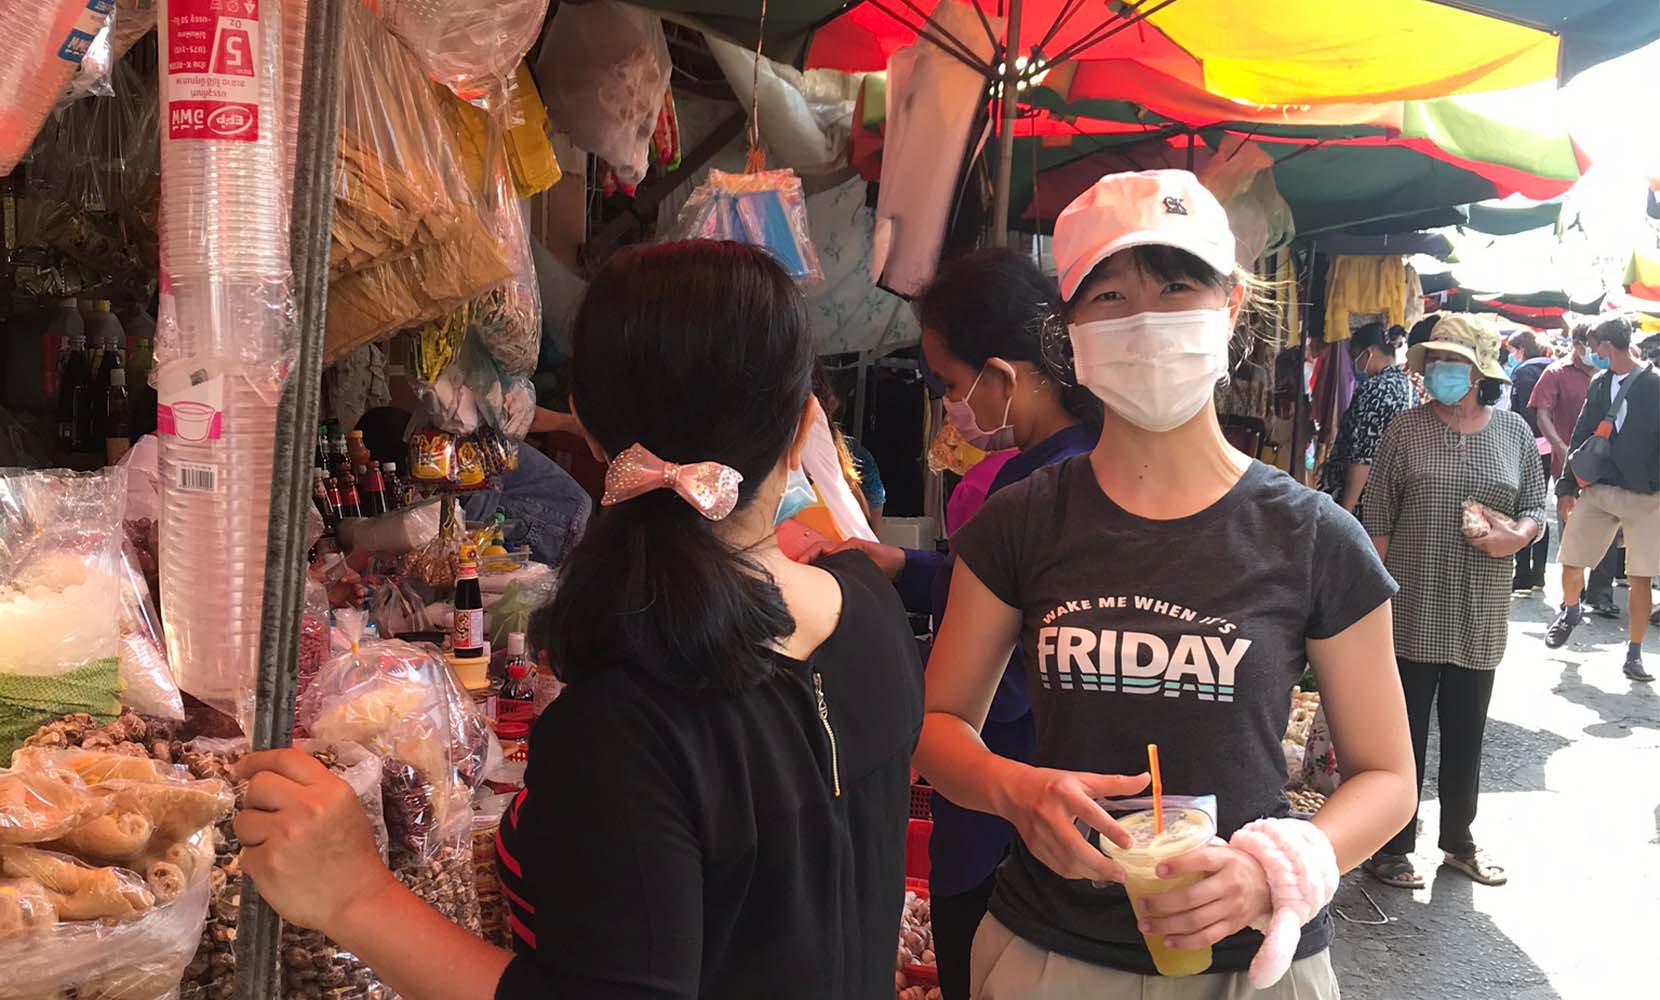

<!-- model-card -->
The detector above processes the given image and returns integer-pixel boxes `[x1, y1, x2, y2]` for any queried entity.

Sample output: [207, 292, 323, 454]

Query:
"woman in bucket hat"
[1360, 312, 1548, 889]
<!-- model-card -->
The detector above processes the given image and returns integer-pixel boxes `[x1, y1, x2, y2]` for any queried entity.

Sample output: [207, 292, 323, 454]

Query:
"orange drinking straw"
[1148, 743, 1164, 834]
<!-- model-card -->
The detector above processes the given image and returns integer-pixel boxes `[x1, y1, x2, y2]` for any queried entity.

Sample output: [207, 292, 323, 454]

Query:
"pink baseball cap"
[1052, 169, 1237, 303]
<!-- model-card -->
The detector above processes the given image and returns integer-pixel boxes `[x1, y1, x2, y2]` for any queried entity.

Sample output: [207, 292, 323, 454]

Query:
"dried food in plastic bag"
[8, 748, 176, 786]
[533, 0, 669, 186]
[0, 844, 153, 920]
[369, 0, 549, 110]
[669, 168, 823, 285]
[0, 838, 212, 997]
[0, 874, 58, 935]
[326, 3, 509, 360]
[298, 638, 493, 861]
[0, 767, 110, 845]
[455, 127, 540, 378]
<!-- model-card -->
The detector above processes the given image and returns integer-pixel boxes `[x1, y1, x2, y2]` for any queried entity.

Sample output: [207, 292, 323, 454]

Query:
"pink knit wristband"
[1227, 817, 1339, 989]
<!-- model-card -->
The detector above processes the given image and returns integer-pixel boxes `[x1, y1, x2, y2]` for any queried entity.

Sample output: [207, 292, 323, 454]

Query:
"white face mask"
[943, 361, 1018, 451]
[1068, 308, 1232, 432]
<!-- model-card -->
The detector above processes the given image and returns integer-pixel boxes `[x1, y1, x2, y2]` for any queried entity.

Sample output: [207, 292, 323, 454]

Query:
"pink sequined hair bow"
[601, 443, 745, 521]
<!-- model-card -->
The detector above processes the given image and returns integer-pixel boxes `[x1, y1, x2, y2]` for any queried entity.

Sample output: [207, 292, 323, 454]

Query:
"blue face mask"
[1352, 351, 1372, 384]
[774, 465, 816, 525]
[1425, 360, 1474, 405]
[1590, 352, 1611, 370]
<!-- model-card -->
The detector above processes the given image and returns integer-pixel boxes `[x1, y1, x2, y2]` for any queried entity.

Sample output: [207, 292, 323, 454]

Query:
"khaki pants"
[1560, 485, 1660, 578]
[970, 915, 1341, 1000]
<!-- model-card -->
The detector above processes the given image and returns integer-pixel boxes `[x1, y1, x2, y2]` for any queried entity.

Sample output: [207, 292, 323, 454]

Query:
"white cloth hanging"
[871, 0, 1001, 298]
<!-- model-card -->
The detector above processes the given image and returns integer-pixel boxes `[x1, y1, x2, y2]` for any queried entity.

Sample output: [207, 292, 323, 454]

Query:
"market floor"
[1329, 542, 1660, 1000]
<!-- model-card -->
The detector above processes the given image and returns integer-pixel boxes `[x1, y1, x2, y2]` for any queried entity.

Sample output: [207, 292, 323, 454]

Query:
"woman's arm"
[1306, 603, 1417, 870]
[239, 732, 707, 1000]
[235, 752, 512, 1000]
[1340, 464, 1371, 514]
[916, 563, 1147, 882]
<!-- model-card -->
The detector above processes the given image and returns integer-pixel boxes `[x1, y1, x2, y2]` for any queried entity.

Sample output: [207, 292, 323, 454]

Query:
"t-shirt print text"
[1034, 595, 1251, 703]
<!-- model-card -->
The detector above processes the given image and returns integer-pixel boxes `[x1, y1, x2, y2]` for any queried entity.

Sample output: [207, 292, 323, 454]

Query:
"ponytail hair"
[918, 248, 1103, 431]
[547, 241, 814, 691]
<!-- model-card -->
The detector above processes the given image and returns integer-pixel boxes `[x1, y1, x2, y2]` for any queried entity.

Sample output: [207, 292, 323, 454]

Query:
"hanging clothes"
[871, 0, 1001, 297]
[1323, 255, 1406, 343]
[1404, 263, 1426, 330]
[1311, 339, 1358, 444]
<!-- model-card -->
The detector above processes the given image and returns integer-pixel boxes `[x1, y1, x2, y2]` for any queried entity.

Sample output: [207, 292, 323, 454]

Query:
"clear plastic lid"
[1098, 806, 1216, 871]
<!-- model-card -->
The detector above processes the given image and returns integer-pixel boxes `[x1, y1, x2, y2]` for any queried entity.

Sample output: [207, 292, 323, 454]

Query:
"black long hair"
[917, 248, 1102, 430]
[546, 241, 814, 691]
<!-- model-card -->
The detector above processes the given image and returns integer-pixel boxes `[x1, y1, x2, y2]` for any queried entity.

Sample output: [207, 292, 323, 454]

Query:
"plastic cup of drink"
[1099, 806, 1217, 977]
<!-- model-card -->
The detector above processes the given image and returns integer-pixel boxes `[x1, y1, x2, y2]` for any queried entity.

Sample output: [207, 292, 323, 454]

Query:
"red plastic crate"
[906, 818, 931, 882]
[909, 781, 933, 821]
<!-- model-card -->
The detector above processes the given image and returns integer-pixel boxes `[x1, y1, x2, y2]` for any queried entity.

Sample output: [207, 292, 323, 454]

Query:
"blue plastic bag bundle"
[669, 168, 823, 285]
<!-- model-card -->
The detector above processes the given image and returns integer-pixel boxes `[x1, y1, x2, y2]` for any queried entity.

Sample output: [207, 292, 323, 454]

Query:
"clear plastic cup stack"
[155, 0, 300, 729]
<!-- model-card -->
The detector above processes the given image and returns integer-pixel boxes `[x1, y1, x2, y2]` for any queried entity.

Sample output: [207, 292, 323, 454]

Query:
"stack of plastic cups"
[0, 0, 114, 175]
[156, 0, 300, 730]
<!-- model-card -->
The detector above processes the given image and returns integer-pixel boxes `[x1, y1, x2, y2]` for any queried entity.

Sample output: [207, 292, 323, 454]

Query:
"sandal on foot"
[1364, 854, 1424, 889]
[1443, 849, 1507, 886]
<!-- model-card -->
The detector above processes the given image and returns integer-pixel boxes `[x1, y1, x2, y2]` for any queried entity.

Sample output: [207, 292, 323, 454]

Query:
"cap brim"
[1059, 230, 1237, 303]
[1410, 340, 1512, 383]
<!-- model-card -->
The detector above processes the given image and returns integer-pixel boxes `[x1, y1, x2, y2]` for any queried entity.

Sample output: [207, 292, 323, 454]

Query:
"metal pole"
[234, 0, 346, 994]
[990, 0, 1023, 248]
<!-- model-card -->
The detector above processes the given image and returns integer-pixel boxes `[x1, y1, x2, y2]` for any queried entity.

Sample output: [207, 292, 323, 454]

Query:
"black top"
[953, 457, 1396, 975]
[1563, 364, 1660, 495]
[494, 552, 924, 1000]
[1509, 355, 1552, 436]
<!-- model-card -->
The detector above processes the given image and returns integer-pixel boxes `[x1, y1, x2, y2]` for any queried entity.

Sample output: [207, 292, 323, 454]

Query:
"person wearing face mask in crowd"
[1361, 314, 1548, 890]
[224, 242, 925, 999]
[1546, 315, 1660, 682]
[821, 248, 1101, 1000]
[1506, 329, 1557, 594]
[1318, 322, 1413, 516]
[917, 171, 1415, 1000]
[1532, 323, 1623, 613]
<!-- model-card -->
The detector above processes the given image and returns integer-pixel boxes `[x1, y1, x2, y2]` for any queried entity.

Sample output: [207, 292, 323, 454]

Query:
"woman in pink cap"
[916, 170, 1417, 998]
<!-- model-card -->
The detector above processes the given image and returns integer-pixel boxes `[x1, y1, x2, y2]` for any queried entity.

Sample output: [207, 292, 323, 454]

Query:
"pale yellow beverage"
[1099, 806, 1217, 977]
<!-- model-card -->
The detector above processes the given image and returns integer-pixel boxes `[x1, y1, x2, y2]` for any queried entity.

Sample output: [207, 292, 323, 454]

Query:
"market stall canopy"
[801, 0, 1568, 103]
[991, 92, 1583, 237]
[1426, 1, 1660, 82]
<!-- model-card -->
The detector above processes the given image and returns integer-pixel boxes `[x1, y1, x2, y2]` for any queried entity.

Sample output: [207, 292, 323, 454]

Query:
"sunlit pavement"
[1331, 539, 1659, 999]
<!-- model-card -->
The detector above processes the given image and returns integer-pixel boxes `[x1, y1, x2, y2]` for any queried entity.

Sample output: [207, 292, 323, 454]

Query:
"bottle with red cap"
[501, 632, 534, 702]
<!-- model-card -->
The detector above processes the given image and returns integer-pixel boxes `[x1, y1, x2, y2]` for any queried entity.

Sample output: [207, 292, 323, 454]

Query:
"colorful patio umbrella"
[805, 0, 1569, 104]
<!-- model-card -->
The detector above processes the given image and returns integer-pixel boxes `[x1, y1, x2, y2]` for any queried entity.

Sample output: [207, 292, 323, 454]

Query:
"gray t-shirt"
[953, 457, 1396, 974]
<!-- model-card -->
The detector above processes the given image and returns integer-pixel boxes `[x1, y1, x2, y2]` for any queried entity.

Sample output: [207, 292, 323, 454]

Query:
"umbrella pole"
[990, 0, 1024, 247]
[233, 0, 348, 995]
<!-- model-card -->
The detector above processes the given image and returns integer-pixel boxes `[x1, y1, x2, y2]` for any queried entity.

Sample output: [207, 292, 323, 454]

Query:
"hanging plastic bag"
[534, 0, 669, 186]
[669, 168, 823, 285]
[0, 0, 115, 176]
[326, 3, 510, 360]
[367, 0, 549, 110]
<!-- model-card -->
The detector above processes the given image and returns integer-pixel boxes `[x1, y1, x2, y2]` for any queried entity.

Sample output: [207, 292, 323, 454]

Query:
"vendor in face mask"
[916, 170, 1417, 1000]
[820, 248, 1101, 1000]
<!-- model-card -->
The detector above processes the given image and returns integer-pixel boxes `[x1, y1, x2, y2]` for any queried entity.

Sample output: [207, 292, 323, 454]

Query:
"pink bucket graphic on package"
[158, 400, 223, 441]
[158, 374, 226, 442]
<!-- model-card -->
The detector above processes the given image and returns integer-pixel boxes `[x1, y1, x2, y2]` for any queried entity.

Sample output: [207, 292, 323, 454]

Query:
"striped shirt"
[1362, 406, 1549, 670]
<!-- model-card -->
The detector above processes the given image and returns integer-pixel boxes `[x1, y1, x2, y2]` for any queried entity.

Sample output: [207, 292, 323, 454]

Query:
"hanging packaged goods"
[0, 0, 115, 176]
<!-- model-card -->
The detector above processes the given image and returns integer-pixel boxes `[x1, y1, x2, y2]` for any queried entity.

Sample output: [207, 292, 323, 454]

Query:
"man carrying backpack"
[1545, 316, 1660, 682]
